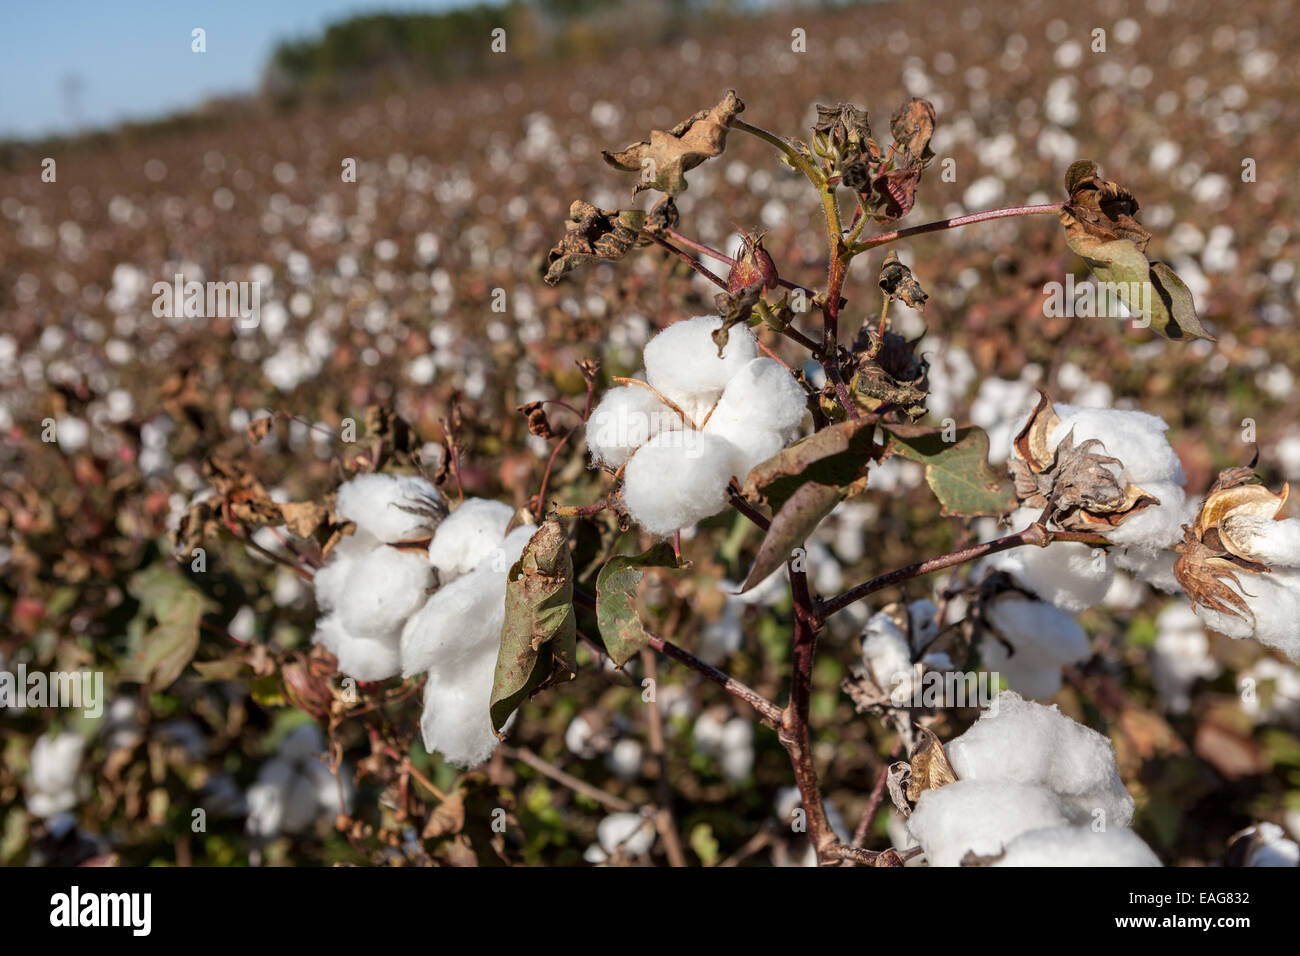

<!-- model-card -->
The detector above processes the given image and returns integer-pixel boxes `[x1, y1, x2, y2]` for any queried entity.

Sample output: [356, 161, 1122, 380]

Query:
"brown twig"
[849, 202, 1064, 254]
[641, 649, 688, 867]
[504, 745, 635, 813]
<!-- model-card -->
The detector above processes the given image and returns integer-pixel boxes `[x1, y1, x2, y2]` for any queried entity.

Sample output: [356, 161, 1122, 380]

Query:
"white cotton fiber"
[862, 612, 916, 704]
[1228, 517, 1300, 566]
[585, 385, 675, 468]
[991, 825, 1161, 867]
[427, 497, 514, 581]
[312, 533, 374, 613]
[981, 594, 1091, 700]
[1233, 823, 1300, 867]
[25, 732, 85, 818]
[312, 612, 402, 682]
[705, 357, 807, 436]
[338, 546, 433, 641]
[1116, 544, 1182, 593]
[334, 472, 445, 543]
[946, 691, 1134, 827]
[908, 780, 1073, 867]
[643, 316, 758, 418]
[1104, 480, 1188, 550]
[986, 507, 1113, 611]
[622, 430, 737, 535]
[419, 649, 503, 768]
[606, 738, 644, 781]
[593, 812, 656, 859]
[704, 417, 787, 482]
[1193, 568, 1300, 661]
[1152, 602, 1219, 714]
[400, 564, 507, 678]
[1047, 404, 1184, 486]
[246, 758, 293, 838]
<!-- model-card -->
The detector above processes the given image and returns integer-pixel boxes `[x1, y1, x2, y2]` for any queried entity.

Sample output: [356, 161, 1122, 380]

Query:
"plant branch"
[640, 228, 728, 289]
[815, 522, 1111, 623]
[848, 202, 1064, 254]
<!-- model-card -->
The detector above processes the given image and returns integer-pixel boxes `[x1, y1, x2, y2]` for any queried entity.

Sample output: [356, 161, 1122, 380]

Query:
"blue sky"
[0, 0, 473, 140]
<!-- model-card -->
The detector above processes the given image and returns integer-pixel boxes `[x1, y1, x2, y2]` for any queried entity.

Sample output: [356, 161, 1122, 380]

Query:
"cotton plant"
[904, 692, 1159, 866]
[25, 731, 87, 820]
[246, 723, 352, 839]
[585, 315, 808, 536]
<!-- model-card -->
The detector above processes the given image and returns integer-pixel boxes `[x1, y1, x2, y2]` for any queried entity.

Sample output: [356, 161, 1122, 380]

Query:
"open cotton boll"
[908, 780, 1073, 867]
[482, 524, 537, 573]
[862, 612, 917, 704]
[312, 533, 375, 613]
[1116, 544, 1182, 593]
[643, 315, 758, 417]
[1048, 404, 1184, 487]
[419, 649, 502, 767]
[585, 385, 675, 468]
[427, 498, 515, 581]
[946, 691, 1134, 827]
[605, 738, 644, 781]
[1104, 480, 1188, 550]
[245, 758, 293, 837]
[991, 826, 1161, 867]
[1231, 823, 1300, 867]
[313, 612, 403, 681]
[337, 545, 432, 642]
[981, 594, 1091, 700]
[26, 732, 85, 818]
[588, 812, 656, 862]
[334, 472, 445, 544]
[702, 357, 808, 477]
[622, 430, 737, 535]
[1239, 658, 1300, 727]
[1152, 603, 1219, 714]
[400, 564, 507, 678]
[1193, 568, 1300, 661]
[986, 508, 1113, 612]
[1225, 516, 1300, 566]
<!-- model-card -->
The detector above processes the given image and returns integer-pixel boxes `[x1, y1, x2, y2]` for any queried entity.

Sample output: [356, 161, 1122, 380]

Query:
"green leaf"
[594, 542, 682, 666]
[123, 565, 216, 691]
[491, 518, 578, 732]
[1064, 235, 1213, 342]
[690, 822, 720, 866]
[883, 423, 1015, 517]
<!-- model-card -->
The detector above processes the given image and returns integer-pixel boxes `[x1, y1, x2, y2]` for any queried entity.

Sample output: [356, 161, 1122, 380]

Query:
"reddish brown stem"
[850, 202, 1064, 253]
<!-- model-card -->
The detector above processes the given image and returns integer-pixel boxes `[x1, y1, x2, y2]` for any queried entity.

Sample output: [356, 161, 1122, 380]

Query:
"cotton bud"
[726, 233, 778, 293]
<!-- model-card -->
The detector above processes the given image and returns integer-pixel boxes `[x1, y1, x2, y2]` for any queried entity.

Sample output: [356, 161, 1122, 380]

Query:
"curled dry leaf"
[544, 201, 647, 286]
[601, 90, 744, 195]
[1174, 467, 1289, 627]
[905, 725, 958, 803]
[878, 251, 928, 310]
[889, 97, 937, 165]
[1058, 160, 1212, 341]
[1009, 391, 1158, 531]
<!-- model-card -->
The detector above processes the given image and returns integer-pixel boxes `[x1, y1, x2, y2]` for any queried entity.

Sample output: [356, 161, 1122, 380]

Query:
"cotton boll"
[419, 650, 502, 767]
[585, 385, 675, 468]
[400, 564, 507, 678]
[313, 533, 375, 613]
[862, 612, 917, 704]
[1116, 545, 1182, 593]
[991, 825, 1161, 866]
[1048, 404, 1184, 486]
[282, 769, 328, 834]
[1193, 569, 1300, 661]
[566, 715, 599, 759]
[427, 498, 514, 581]
[593, 812, 655, 860]
[1104, 480, 1188, 550]
[703, 416, 787, 481]
[946, 691, 1134, 827]
[908, 780, 1073, 867]
[719, 717, 754, 782]
[699, 601, 743, 664]
[643, 316, 758, 418]
[338, 546, 433, 642]
[1239, 657, 1300, 727]
[26, 732, 85, 818]
[693, 711, 727, 756]
[1231, 823, 1300, 867]
[313, 612, 403, 681]
[703, 358, 807, 477]
[605, 738, 644, 781]
[622, 430, 736, 535]
[1226, 517, 1300, 566]
[245, 758, 293, 837]
[987, 508, 1114, 612]
[334, 472, 445, 543]
[980, 594, 1091, 700]
[1152, 603, 1219, 714]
